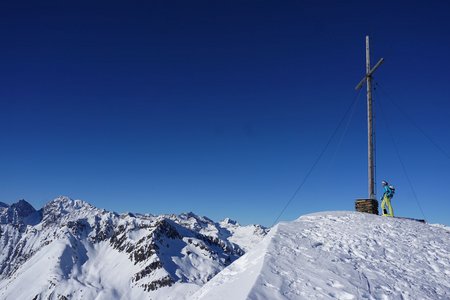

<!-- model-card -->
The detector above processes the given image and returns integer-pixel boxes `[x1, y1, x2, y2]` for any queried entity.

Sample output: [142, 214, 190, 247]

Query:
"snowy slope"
[0, 197, 268, 300]
[219, 218, 268, 253]
[193, 211, 450, 300]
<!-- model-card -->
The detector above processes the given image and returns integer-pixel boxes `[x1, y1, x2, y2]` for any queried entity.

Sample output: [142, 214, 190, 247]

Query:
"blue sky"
[1, 1, 449, 227]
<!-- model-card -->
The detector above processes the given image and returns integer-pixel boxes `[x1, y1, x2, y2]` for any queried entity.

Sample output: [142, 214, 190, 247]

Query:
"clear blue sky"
[1, 1, 449, 227]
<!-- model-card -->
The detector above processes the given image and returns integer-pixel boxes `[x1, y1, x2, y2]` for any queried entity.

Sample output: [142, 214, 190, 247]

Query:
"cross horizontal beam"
[355, 58, 385, 90]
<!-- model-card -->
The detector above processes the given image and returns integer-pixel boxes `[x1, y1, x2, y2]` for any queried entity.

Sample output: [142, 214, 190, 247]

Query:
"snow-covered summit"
[194, 211, 450, 300]
[43, 195, 94, 214]
[221, 217, 239, 226]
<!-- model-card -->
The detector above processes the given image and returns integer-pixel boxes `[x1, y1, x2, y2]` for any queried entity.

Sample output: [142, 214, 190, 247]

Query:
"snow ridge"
[0, 197, 268, 300]
[194, 211, 450, 300]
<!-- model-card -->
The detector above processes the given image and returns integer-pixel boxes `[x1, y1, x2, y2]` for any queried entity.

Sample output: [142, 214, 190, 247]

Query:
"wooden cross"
[355, 36, 384, 200]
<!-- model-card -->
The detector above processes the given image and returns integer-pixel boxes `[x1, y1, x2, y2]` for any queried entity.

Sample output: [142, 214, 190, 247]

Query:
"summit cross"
[355, 36, 384, 200]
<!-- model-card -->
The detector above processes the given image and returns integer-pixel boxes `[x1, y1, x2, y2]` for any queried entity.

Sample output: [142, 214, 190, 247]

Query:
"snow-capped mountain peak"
[40, 196, 100, 226]
[43, 195, 94, 214]
[0, 199, 39, 225]
[220, 217, 239, 226]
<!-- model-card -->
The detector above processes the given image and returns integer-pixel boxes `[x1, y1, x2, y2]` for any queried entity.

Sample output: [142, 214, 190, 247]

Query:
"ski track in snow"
[193, 211, 450, 300]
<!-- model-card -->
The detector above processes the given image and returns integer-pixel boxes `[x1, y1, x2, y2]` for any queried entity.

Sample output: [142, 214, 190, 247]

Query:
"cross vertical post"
[366, 36, 375, 200]
[355, 35, 384, 214]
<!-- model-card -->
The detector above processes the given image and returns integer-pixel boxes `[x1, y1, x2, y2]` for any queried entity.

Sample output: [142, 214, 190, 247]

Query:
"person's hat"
[382, 180, 388, 186]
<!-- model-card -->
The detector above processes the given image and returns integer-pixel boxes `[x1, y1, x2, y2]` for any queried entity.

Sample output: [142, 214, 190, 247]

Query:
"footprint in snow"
[328, 291, 355, 300]
[312, 242, 323, 248]
[327, 280, 345, 288]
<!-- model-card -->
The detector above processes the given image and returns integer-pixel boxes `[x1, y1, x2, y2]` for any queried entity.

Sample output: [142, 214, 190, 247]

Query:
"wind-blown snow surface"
[193, 211, 450, 300]
[0, 197, 268, 300]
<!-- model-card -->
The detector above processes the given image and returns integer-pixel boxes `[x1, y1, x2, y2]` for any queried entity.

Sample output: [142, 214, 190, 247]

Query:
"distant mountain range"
[0, 197, 268, 300]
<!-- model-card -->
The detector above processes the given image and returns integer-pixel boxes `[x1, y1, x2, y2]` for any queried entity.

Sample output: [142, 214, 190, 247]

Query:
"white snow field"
[193, 211, 450, 300]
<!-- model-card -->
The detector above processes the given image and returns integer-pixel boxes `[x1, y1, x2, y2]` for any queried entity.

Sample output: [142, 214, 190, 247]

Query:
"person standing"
[381, 180, 395, 217]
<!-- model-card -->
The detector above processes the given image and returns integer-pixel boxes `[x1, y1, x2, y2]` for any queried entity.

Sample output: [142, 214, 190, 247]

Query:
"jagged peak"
[221, 218, 239, 226]
[0, 199, 36, 210]
[41, 196, 97, 220]
[0, 199, 39, 225]
[179, 212, 214, 224]
[48, 196, 93, 209]
[10, 199, 36, 212]
[180, 211, 199, 219]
